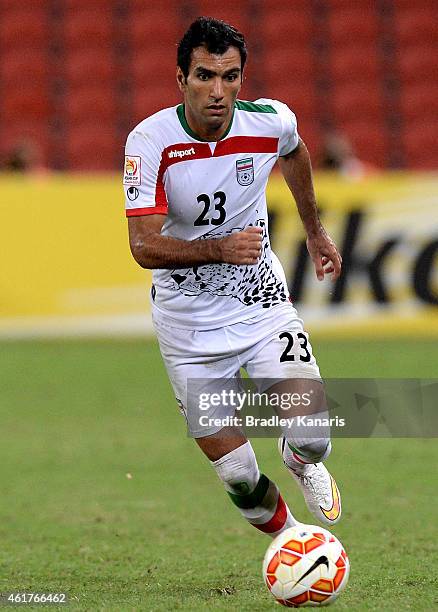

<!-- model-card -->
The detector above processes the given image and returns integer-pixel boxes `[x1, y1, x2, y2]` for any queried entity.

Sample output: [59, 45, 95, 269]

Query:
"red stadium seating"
[295, 119, 321, 159]
[1, 0, 436, 170]
[63, 49, 117, 86]
[132, 87, 180, 124]
[326, 0, 376, 5]
[328, 8, 379, 46]
[66, 124, 118, 171]
[0, 49, 49, 87]
[127, 3, 183, 47]
[0, 6, 49, 50]
[0, 86, 51, 122]
[401, 119, 438, 169]
[63, 0, 111, 8]
[263, 5, 313, 43]
[396, 46, 437, 85]
[399, 82, 438, 123]
[264, 48, 315, 86]
[332, 83, 385, 123]
[131, 48, 178, 89]
[63, 9, 113, 50]
[394, 7, 437, 45]
[330, 46, 382, 84]
[196, 1, 250, 31]
[264, 83, 318, 123]
[336, 119, 389, 167]
[129, 0, 180, 10]
[0, 121, 50, 167]
[263, 47, 317, 118]
[64, 86, 118, 125]
[261, 0, 310, 12]
[392, 0, 436, 11]
[128, 19, 181, 48]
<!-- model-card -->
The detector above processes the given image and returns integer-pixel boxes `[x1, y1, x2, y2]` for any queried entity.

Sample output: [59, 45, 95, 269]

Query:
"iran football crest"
[236, 157, 254, 186]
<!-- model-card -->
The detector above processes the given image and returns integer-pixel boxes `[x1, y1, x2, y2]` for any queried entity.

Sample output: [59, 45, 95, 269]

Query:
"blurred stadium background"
[1, 0, 437, 170]
[0, 0, 437, 338]
[1, 2, 438, 608]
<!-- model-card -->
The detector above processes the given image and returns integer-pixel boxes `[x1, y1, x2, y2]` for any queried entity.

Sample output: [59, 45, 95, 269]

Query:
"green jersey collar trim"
[235, 100, 277, 113]
[176, 104, 235, 142]
[176, 100, 277, 141]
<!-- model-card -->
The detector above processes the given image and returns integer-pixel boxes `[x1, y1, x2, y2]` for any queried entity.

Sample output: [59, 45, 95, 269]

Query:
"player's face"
[177, 45, 242, 140]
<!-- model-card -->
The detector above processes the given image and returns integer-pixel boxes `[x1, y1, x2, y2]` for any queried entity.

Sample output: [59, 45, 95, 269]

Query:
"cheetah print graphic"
[169, 219, 288, 308]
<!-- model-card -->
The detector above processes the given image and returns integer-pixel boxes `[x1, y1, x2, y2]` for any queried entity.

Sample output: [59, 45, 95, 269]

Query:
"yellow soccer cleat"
[278, 437, 342, 526]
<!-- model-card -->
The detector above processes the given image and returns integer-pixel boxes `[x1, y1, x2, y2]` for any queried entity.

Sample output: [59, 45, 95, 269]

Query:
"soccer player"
[124, 17, 342, 537]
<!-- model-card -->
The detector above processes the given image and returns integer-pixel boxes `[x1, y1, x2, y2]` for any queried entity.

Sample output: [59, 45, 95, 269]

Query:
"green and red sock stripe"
[227, 474, 292, 535]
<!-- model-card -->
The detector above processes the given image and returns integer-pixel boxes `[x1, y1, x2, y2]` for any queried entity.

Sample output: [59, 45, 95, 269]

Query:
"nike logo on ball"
[293, 555, 329, 587]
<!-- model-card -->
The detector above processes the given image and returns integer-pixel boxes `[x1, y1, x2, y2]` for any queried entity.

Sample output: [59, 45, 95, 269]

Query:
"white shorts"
[153, 302, 321, 437]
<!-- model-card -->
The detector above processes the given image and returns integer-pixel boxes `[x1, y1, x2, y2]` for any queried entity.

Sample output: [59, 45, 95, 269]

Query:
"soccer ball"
[262, 525, 349, 607]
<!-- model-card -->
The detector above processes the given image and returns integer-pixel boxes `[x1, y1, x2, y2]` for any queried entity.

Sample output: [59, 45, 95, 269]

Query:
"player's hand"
[306, 229, 342, 281]
[219, 226, 263, 265]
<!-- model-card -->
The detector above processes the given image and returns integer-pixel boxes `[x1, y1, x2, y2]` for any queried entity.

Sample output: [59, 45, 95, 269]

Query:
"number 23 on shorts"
[278, 331, 312, 363]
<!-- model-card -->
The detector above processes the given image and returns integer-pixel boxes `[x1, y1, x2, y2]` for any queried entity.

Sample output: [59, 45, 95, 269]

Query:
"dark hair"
[177, 16, 247, 78]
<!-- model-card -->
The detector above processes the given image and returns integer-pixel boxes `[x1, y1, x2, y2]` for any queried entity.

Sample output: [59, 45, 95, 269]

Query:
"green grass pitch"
[0, 339, 437, 610]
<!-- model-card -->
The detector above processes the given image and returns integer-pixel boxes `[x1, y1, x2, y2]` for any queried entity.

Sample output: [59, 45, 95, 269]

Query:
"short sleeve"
[255, 98, 299, 157]
[123, 129, 168, 217]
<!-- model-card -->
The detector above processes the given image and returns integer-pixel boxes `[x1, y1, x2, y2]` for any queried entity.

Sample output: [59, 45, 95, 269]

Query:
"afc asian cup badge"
[236, 157, 254, 186]
[123, 155, 141, 186]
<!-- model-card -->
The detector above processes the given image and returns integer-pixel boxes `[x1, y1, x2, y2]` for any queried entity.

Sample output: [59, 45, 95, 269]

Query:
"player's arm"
[278, 139, 342, 281]
[128, 215, 262, 269]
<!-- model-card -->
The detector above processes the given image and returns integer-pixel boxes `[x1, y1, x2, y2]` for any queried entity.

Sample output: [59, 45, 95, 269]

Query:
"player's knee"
[211, 441, 259, 493]
[292, 438, 332, 463]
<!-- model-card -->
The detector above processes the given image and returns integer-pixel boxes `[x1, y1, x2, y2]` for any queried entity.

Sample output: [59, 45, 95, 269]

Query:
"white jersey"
[123, 98, 299, 329]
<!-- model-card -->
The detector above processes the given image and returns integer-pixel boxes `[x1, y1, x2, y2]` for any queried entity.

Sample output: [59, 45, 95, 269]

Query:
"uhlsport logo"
[168, 147, 196, 159]
[236, 157, 254, 185]
[123, 155, 141, 185]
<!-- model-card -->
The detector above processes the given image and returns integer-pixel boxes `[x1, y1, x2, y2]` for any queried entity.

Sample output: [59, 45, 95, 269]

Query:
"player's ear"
[238, 71, 244, 92]
[176, 67, 187, 93]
